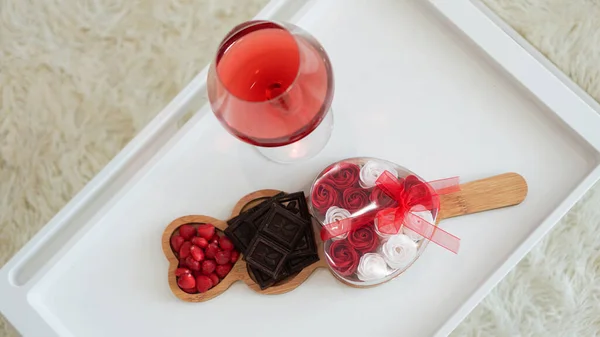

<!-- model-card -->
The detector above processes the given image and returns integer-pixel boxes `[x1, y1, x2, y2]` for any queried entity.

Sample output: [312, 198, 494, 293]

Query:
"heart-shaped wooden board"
[162, 173, 527, 302]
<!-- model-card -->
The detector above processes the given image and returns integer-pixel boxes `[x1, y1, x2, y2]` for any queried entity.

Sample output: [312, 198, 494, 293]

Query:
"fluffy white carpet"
[1, 0, 599, 336]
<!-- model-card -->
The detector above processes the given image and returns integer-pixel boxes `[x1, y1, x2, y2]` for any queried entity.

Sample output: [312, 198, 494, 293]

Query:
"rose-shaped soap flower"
[381, 234, 418, 270]
[325, 206, 352, 240]
[359, 160, 399, 188]
[357, 253, 388, 282]
[347, 224, 379, 254]
[402, 209, 432, 242]
[311, 178, 340, 213]
[404, 175, 434, 209]
[328, 240, 360, 276]
[327, 162, 360, 189]
[341, 187, 370, 213]
[370, 185, 400, 208]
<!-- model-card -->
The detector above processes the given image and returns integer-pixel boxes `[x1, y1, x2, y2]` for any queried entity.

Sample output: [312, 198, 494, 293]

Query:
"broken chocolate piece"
[288, 219, 317, 258]
[286, 254, 319, 274]
[248, 265, 292, 290]
[245, 236, 288, 278]
[225, 192, 285, 253]
[240, 192, 285, 214]
[243, 198, 277, 229]
[258, 204, 307, 250]
[248, 266, 277, 289]
[276, 192, 310, 220]
[224, 218, 257, 253]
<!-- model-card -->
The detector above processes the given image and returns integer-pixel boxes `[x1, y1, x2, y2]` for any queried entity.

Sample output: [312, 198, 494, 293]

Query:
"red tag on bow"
[320, 171, 461, 254]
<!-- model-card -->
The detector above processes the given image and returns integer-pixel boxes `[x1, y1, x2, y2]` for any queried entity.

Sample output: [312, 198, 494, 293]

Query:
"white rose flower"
[402, 208, 433, 242]
[359, 160, 399, 188]
[357, 253, 389, 281]
[381, 234, 418, 270]
[324, 206, 351, 240]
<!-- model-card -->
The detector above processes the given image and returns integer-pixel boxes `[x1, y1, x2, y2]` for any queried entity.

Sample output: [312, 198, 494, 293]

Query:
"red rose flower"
[327, 240, 359, 276]
[347, 225, 379, 253]
[370, 186, 399, 208]
[326, 163, 360, 189]
[341, 187, 370, 213]
[404, 175, 422, 189]
[404, 175, 434, 208]
[311, 179, 340, 213]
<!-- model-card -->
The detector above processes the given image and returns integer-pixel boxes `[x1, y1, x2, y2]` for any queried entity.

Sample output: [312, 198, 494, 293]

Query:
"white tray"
[2, 0, 600, 336]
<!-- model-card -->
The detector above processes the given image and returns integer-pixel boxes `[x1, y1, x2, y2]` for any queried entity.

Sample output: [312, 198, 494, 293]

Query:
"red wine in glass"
[208, 21, 334, 162]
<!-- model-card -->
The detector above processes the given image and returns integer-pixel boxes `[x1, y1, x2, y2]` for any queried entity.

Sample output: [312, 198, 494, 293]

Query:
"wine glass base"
[256, 109, 334, 164]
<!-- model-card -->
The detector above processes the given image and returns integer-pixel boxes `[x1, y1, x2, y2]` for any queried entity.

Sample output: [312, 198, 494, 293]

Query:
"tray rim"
[1, 0, 600, 336]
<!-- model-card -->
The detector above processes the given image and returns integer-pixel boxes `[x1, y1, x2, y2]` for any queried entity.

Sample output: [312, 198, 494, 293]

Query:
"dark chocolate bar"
[244, 236, 288, 278]
[258, 204, 307, 250]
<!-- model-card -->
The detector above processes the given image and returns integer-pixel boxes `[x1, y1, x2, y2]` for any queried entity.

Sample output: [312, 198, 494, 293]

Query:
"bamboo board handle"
[438, 172, 527, 221]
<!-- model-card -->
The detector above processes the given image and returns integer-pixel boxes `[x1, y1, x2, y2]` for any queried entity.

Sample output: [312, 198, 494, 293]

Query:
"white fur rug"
[1, 0, 599, 336]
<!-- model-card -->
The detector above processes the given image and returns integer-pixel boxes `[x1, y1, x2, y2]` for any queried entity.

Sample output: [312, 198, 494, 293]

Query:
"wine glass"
[207, 20, 334, 163]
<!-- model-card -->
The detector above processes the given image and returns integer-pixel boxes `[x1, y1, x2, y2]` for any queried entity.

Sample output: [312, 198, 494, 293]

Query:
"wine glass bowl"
[208, 20, 335, 162]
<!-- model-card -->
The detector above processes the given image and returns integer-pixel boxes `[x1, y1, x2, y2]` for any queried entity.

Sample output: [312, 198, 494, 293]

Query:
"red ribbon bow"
[320, 171, 461, 254]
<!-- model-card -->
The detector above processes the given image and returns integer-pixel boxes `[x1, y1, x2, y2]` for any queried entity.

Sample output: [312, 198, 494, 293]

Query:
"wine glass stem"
[256, 108, 334, 164]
